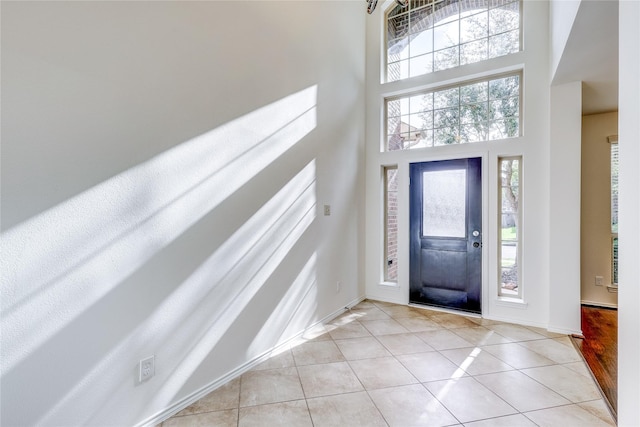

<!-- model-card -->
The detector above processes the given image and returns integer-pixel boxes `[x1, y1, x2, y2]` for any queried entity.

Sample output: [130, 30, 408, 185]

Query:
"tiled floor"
[160, 300, 616, 427]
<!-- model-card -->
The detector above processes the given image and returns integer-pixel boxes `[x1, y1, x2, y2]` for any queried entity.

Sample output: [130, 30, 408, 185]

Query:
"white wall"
[618, 1, 640, 425]
[548, 81, 582, 333]
[581, 112, 618, 308]
[364, 1, 557, 330]
[0, 2, 365, 425]
[549, 0, 581, 82]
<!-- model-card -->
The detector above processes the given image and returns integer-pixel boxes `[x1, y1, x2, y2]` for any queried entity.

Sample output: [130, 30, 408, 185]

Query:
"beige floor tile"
[291, 340, 345, 366]
[450, 326, 513, 346]
[376, 333, 435, 355]
[297, 361, 363, 397]
[307, 391, 387, 427]
[299, 324, 332, 341]
[467, 317, 505, 326]
[430, 313, 480, 329]
[475, 370, 570, 412]
[397, 352, 466, 382]
[518, 338, 582, 364]
[521, 364, 602, 402]
[330, 311, 366, 326]
[481, 342, 555, 369]
[424, 377, 517, 423]
[238, 400, 312, 427]
[563, 361, 593, 378]
[163, 409, 238, 427]
[578, 400, 617, 425]
[378, 304, 427, 318]
[440, 347, 514, 375]
[174, 378, 240, 416]
[368, 384, 458, 427]
[360, 318, 410, 335]
[395, 316, 442, 332]
[161, 301, 611, 427]
[240, 367, 304, 407]
[486, 324, 548, 341]
[354, 299, 378, 308]
[327, 321, 371, 340]
[349, 306, 391, 320]
[334, 336, 391, 360]
[349, 356, 419, 389]
[464, 413, 537, 426]
[371, 299, 396, 308]
[524, 404, 614, 426]
[416, 329, 474, 350]
[252, 349, 295, 371]
[553, 335, 576, 347]
[524, 325, 567, 339]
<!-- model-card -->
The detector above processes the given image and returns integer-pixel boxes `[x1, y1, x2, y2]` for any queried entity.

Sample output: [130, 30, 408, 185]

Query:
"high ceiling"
[552, 0, 619, 116]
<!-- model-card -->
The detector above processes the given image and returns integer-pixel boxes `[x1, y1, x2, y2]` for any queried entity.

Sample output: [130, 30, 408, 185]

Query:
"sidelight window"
[499, 156, 521, 297]
[384, 166, 399, 282]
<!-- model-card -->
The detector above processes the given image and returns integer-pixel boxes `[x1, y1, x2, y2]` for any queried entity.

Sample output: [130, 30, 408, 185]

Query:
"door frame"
[365, 150, 490, 314]
[408, 157, 483, 314]
[401, 152, 489, 314]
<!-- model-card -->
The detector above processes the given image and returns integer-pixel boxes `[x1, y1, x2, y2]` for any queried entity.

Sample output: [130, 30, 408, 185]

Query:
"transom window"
[386, 0, 521, 82]
[385, 73, 520, 151]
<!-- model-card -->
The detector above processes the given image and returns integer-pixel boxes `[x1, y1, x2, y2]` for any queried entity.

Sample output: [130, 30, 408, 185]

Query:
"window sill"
[496, 297, 528, 309]
[379, 281, 400, 289]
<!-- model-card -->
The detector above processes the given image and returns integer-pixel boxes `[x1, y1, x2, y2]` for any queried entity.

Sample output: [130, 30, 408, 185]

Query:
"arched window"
[386, 0, 520, 82]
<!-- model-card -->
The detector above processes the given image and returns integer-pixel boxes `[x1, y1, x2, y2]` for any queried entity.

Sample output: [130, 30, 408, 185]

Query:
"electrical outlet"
[324, 205, 331, 216]
[336, 281, 341, 293]
[139, 355, 155, 382]
[595, 276, 604, 286]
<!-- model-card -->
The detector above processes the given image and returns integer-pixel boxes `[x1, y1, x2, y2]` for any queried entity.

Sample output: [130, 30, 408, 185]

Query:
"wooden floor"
[572, 305, 618, 421]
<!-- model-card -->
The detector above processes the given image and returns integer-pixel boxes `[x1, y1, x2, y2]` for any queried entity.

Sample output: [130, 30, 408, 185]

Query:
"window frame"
[383, 165, 399, 283]
[383, 0, 523, 83]
[383, 71, 523, 152]
[498, 155, 522, 299]
[609, 135, 618, 286]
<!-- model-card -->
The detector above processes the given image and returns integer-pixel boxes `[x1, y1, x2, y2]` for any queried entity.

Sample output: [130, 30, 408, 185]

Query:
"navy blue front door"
[409, 158, 482, 314]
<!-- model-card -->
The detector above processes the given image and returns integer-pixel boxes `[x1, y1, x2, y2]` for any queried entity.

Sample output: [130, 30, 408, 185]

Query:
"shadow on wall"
[1, 86, 321, 426]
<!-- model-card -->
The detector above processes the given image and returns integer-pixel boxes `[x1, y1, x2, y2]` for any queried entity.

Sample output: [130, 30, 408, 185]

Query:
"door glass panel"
[422, 169, 466, 237]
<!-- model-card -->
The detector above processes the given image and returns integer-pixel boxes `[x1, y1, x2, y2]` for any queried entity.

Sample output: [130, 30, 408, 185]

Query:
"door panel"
[410, 157, 482, 314]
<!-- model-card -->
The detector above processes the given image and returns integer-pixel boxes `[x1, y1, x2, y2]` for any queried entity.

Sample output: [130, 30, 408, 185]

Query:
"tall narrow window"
[386, 0, 521, 82]
[610, 137, 618, 285]
[384, 166, 399, 282]
[499, 157, 521, 297]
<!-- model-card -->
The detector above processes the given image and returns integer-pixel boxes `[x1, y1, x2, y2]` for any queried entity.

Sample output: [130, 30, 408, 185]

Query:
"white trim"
[581, 300, 618, 309]
[546, 324, 582, 336]
[135, 296, 365, 427]
[379, 281, 401, 289]
[495, 297, 528, 308]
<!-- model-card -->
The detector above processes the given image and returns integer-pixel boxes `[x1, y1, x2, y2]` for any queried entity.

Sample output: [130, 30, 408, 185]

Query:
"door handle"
[473, 242, 481, 248]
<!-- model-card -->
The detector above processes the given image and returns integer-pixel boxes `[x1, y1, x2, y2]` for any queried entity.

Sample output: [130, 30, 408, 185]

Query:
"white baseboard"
[581, 300, 618, 309]
[136, 295, 365, 427]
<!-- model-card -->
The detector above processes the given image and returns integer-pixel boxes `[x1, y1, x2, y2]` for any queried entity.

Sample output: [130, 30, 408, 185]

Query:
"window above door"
[385, 72, 521, 151]
[385, 0, 521, 82]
